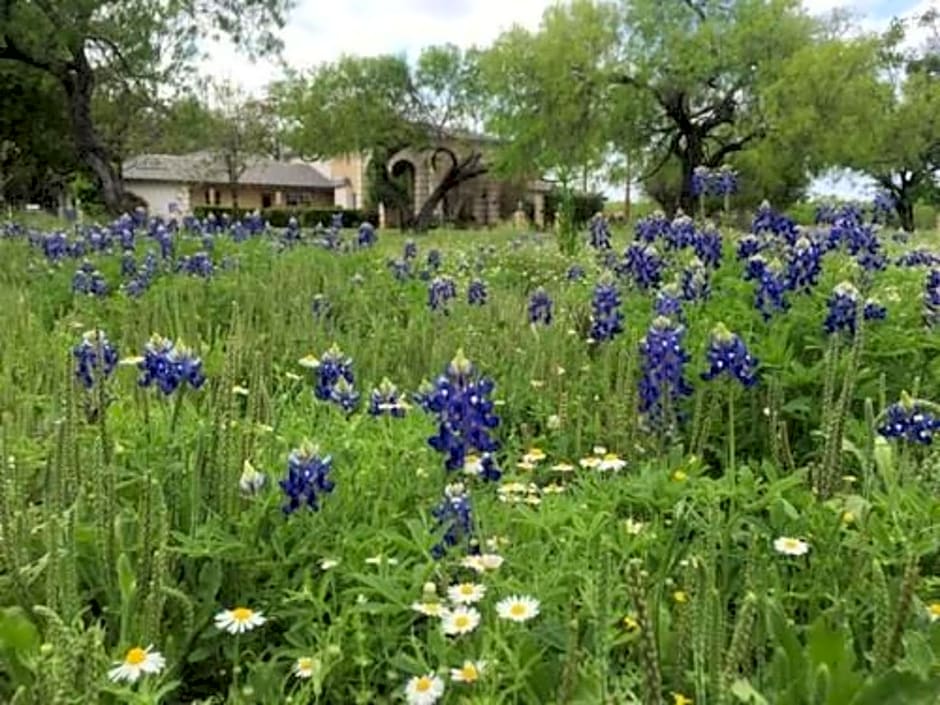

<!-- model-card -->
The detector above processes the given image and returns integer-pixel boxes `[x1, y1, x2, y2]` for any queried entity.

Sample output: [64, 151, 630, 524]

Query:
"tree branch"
[0, 34, 58, 73]
[707, 129, 764, 165]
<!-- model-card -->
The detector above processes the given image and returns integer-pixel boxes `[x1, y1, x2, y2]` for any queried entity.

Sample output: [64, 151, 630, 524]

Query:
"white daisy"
[579, 456, 601, 469]
[597, 453, 627, 471]
[239, 460, 266, 494]
[522, 448, 547, 465]
[405, 673, 445, 705]
[411, 601, 445, 617]
[451, 659, 486, 683]
[552, 462, 575, 472]
[592, 445, 607, 455]
[496, 595, 540, 623]
[293, 656, 319, 679]
[298, 354, 319, 369]
[773, 537, 810, 556]
[320, 558, 340, 570]
[441, 606, 481, 636]
[365, 554, 399, 566]
[461, 553, 504, 573]
[107, 645, 166, 683]
[624, 518, 646, 535]
[214, 606, 267, 634]
[447, 582, 486, 604]
[462, 454, 484, 476]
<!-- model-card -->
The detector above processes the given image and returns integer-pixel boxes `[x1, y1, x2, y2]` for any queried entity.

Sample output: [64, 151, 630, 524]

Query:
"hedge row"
[191, 206, 379, 229]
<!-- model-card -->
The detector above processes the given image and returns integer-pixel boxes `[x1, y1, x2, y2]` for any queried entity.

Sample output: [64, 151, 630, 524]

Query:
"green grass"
[1, 223, 940, 704]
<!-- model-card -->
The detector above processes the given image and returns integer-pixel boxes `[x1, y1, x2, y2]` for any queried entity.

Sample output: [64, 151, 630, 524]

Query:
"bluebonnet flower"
[388, 258, 412, 281]
[924, 269, 940, 328]
[693, 225, 722, 268]
[691, 166, 710, 198]
[72, 261, 108, 296]
[823, 282, 860, 336]
[423, 350, 502, 479]
[665, 214, 696, 250]
[310, 344, 355, 402]
[896, 249, 940, 267]
[41, 232, 70, 261]
[153, 225, 173, 260]
[427, 249, 442, 271]
[815, 203, 838, 225]
[428, 276, 457, 313]
[713, 165, 738, 196]
[589, 279, 624, 342]
[736, 234, 763, 260]
[329, 377, 360, 414]
[751, 202, 798, 244]
[369, 378, 409, 417]
[73, 330, 119, 390]
[566, 264, 586, 281]
[283, 216, 302, 244]
[863, 298, 887, 322]
[430, 481, 476, 558]
[619, 243, 664, 291]
[701, 323, 758, 387]
[634, 212, 670, 243]
[638, 316, 693, 428]
[785, 236, 823, 294]
[244, 211, 266, 236]
[279, 442, 335, 514]
[177, 251, 213, 278]
[746, 255, 789, 321]
[121, 252, 137, 277]
[468, 278, 487, 306]
[654, 284, 684, 319]
[872, 191, 895, 223]
[357, 222, 377, 248]
[588, 213, 612, 250]
[878, 394, 940, 444]
[137, 335, 206, 395]
[528, 288, 553, 325]
[680, 258, 710, 302]
[404, 239, 418, 261]
[118, 227, 135, 251]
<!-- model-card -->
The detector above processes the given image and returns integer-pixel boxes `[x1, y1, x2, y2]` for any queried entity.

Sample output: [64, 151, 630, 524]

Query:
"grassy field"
[1, 212, 940, 704]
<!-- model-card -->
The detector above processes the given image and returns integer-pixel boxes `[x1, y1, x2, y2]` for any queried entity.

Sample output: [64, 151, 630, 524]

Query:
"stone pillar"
[275, 190, 284, 206]
[486, 183, 500, 226]
[378, 202, 387, 229]
[533, 192, 545, 229]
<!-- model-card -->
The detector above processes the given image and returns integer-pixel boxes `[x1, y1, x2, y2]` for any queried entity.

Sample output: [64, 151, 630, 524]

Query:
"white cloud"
[202, 0, 552, 95]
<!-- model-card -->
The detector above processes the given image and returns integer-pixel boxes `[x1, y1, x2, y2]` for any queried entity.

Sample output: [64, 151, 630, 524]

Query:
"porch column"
[533, 193, 545, 229]
[275, 190, 284, 206]
[486, 183, 500, 226]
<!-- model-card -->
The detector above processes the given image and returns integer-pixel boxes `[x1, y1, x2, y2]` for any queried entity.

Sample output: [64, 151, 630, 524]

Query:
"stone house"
[315, 133, 551, 229]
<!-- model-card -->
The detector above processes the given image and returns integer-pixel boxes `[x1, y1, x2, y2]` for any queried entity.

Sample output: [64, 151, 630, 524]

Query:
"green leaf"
[0, 607, 39, 655]
[117, 552, 136, 606]
[730, 678, 770, 705]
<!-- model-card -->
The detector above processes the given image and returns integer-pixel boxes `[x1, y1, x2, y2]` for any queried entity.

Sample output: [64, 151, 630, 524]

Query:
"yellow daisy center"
[459, 584, 474, 595]
[415, 676, 433, 692]
[603, 453, 619, 461]
[673, 591, 689, 604]
[929, 603, 940, 617]
[454, 615, 471, 628]
[231, 607, 253, 622]
[297, 657, 313, 671]
[782, 539, 800, 551]
[460, 663, 479, 681]
[125, 647, 147, 666]
[510, 603, 527, 617]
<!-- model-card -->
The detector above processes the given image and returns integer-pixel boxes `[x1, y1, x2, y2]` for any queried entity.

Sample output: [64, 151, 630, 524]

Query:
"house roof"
[123, 152, 338, 190]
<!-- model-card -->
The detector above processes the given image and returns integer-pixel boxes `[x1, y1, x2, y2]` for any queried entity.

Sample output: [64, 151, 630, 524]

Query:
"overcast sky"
[205, 0, 930, 94]
[202, 0, 933, 199]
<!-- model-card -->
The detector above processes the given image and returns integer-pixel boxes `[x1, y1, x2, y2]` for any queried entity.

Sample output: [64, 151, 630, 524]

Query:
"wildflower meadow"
[3, 201, 940, 705]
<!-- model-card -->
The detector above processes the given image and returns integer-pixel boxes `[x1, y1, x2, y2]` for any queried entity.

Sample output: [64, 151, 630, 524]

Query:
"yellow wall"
[190, 184, 334, 210]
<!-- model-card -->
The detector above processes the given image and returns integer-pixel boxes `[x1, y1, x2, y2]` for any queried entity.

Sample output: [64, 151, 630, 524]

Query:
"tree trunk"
[59, 49, 130, 214]
[413, 151, 487, 232]
[623, 152, 632, 222]
[896, 194, 915, 232]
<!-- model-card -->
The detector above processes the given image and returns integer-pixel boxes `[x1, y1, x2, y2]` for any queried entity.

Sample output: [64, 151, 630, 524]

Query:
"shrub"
[191, 206, 379, 228]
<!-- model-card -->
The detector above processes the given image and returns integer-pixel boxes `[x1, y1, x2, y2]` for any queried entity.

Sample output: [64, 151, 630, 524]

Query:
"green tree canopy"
[0, 0, 292, 213]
